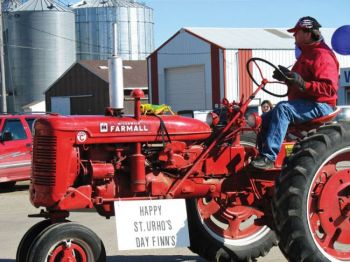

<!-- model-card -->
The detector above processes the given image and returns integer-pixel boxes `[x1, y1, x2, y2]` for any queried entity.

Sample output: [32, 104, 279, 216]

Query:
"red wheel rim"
[308, 150, 350, 260]
[196, 197, 269, 243]
[49, 241, 87, 262]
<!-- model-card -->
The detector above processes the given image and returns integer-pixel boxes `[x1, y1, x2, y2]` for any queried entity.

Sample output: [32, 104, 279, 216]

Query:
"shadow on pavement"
[0, 184, 29, 194]
[107, 255, 203, 261]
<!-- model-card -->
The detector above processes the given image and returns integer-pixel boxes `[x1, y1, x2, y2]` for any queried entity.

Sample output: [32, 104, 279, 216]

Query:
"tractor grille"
[33, 136, 57, 186]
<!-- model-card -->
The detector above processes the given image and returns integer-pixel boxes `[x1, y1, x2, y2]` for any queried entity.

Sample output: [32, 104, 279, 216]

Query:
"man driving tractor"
[250, 16, 340, 170]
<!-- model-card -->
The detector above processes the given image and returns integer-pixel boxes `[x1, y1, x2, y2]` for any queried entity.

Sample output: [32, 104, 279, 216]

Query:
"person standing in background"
[260, 100, 273, 114]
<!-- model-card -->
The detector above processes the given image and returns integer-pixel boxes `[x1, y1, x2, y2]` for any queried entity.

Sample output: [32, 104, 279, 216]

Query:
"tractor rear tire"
[187, 132, 276, 261]
[27, 222, 106, 262]
[187, 198, 277, 262]
[273, 123, 350, 262]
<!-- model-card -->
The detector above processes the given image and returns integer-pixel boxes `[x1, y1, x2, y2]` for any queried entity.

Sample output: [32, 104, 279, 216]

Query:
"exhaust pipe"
[108, 23, 124, 111]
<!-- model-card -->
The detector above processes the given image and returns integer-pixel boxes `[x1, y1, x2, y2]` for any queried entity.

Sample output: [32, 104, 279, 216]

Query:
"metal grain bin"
[73, 0, 154, 61]
[5, 0, 76, 112]
[2, 0, 22, 109]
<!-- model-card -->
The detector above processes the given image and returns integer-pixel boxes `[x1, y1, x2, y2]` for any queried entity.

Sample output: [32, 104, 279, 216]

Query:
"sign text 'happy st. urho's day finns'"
[114, 199, 190, 250]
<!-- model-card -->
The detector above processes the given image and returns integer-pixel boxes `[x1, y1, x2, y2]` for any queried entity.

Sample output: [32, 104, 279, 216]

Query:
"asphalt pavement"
[0, 181, 286, 262]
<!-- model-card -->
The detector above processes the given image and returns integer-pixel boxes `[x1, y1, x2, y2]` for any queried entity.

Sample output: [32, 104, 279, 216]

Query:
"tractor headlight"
[246, 112, 262, 128]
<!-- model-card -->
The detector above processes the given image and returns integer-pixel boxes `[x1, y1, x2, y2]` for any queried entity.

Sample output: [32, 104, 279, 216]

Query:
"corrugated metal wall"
[147, 56, 152, 103]
[149, 29, 350, 111]
[224, 49, 291, 107]
[149, 52, 158, 104]
[224, 49, 239, 102]
[219, 49, 225, 103]
[211, 45, 221, 107]
[6, 3, 76, 112]
[238, 49, 253, 103]
[46, 63, 148, 115]
[251, 50, 296, 105]
[74, 2, 154, 61]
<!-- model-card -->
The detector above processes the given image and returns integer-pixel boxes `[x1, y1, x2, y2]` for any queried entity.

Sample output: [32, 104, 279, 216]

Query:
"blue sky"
[143, 0, 350, 48]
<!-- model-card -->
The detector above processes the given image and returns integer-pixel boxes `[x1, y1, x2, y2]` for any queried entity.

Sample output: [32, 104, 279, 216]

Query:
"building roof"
[14, 0, 71, 11]
[78, 60, 147, 88]
[45, 59, 147, 94]
[179, 27, 337, 49]
[71, 0, 151, 9]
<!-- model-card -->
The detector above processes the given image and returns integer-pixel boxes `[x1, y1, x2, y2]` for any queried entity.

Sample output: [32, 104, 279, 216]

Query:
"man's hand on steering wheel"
[273, 65, 306, 92]
[272, 65, 290, 81]
[246, 57, 289, 97]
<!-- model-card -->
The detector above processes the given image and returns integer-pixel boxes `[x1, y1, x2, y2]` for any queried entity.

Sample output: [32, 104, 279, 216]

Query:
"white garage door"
[165, 65, 206, 112]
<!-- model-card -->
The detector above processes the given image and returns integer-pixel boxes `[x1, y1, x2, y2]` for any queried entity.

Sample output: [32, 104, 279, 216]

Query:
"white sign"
[340, 67, 350, 86]
[114, 199, 190, 250]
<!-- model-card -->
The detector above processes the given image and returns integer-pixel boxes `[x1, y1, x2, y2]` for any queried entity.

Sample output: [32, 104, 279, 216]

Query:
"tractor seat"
[288, 107, 340, 135]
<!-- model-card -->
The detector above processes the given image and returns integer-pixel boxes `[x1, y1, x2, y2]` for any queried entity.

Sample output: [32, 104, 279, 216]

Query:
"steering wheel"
[246, 57, 288, 97]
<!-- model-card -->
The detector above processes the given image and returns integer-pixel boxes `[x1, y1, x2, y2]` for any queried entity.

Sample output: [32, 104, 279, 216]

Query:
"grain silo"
[73, 0, 154, 61]
[2, 0, 22, 110]
[5, 0, 76, 112]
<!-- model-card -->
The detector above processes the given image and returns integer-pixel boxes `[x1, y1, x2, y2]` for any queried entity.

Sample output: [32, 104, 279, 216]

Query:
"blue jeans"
[258, 99, 334, 161]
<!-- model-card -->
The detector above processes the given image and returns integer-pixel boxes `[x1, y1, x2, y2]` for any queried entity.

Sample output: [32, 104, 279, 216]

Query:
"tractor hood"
[34, 114, 212, 144]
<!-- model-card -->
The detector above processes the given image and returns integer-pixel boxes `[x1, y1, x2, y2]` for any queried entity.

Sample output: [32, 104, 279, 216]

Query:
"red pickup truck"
[0, 114, 41, 189]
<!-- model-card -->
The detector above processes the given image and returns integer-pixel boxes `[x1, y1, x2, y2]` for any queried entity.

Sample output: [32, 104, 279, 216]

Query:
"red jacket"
[289, 41, 339, 106]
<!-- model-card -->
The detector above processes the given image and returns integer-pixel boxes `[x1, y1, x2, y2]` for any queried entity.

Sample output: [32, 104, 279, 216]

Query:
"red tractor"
[17, 58, 350, 262]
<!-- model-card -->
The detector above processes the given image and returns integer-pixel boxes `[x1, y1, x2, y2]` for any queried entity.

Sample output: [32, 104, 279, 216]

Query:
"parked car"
[0, 114, 43, 189]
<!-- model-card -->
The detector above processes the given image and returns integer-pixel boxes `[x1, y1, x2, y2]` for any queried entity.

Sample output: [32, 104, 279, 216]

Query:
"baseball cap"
[287, 16, 322, 33]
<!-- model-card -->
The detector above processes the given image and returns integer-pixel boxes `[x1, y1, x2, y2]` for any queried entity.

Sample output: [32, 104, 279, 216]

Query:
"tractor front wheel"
[27, 222, 106, 262]
[16, 219, 53, 262]
[273, 124, 350, 261]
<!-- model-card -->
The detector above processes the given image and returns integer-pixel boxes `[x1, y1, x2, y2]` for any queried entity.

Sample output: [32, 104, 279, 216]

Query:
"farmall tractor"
[17, 58, 350, 262]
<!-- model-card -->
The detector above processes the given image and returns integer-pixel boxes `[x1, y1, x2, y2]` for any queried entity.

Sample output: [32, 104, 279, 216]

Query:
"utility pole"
[0, 0, 7, 113]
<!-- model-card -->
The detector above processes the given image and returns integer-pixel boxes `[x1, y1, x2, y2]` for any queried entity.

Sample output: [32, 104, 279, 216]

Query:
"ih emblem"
[100, 123, 108, 133]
